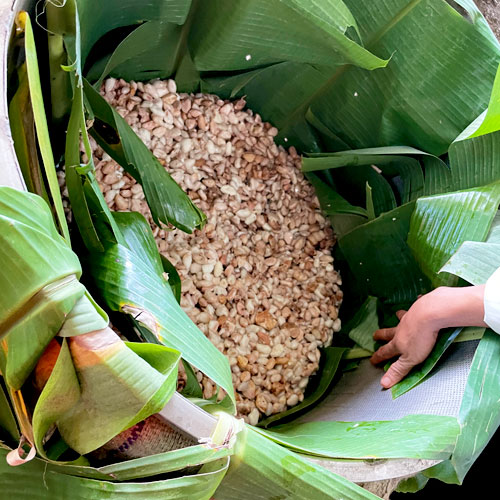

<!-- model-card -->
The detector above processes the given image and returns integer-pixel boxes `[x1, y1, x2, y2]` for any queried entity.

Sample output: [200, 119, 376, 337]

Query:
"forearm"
[417, 285, 487, 331]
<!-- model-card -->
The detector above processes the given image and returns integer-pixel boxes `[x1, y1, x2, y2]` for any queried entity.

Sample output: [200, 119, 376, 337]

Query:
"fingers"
[373, 327, 396, 342]
[373, 311, 406, 341]
[380, 356, 414, 389]
[370, 341, 399, 366]
[396, 310, 407, 320]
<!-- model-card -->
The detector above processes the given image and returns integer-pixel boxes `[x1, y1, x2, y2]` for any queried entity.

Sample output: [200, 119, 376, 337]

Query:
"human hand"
[370, 286, 487, 389]
[370, 305, 439, 389]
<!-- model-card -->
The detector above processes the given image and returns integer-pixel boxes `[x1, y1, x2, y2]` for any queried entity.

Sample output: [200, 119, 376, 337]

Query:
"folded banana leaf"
[0, 187, 181, 457]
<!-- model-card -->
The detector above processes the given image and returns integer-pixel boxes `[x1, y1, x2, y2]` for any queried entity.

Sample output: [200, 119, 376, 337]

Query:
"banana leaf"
[16, 12, 70, 242]
[0, 384, 19, 443]
[0, 187, 83, 381]
[213, 425, 382, 500]
[389, 326, 486, 399]
[423, 330, 500, 484]
[83, 209, 236, 413]
[307, 0, 500, 154]
[202, 1, 500, 153]
[449, 64, 500, 190]
[302, 147, 450, 214]
[33, 333, 180, 456]
[19, 4, 235, 419]
[83, 79, 206, 233]
[407, 181, 500, 287]
[8, 62, 48, 203]
[255, 414, 459, 460]
[338, 201, 431, 305]
[50, 444, 232, 481]
[305, 172, 368, 238]
[389, 327, 463, 399]
[46, 0, 206, 234]
[345, 296, 379, 353]
[0, 446, 228, 500]
[440, 241, 500, 286]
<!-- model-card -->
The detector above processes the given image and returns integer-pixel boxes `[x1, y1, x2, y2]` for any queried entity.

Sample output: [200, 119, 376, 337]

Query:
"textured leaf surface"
[19, 12, 70, 242]
[53, 444, 231, 481]
[440, 241, 500, 285]
[190, 0, 387, 71]
[308, 0, 500, 155]
[346, 296, 379, 352]
[408, 182, 500, 287]
[447, 330, 500, 482]
[34, 330, 180, 455]
[449, 64, 500, 190]
[256, 414, 459, 460]
[338, 202, 430, 304]
[215, 426, 381, 500]
[0, 188, 84, 386]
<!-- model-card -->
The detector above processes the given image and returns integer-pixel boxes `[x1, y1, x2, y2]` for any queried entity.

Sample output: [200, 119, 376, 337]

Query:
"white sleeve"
[484, 267, 500, 334]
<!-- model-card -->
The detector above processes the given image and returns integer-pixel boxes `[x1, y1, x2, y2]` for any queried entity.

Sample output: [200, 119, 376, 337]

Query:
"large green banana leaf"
[407, 181, 500, 287]
[202, 0, 500, 153]
[337, 201, 431, 304]
[16, 12, 69, 241]
[0, 188, 83, 385]
[50, 444, 233, 481]
[33, 335, 180, 456]
[213, 425, 381, 500]
[256, 414, 459, 460]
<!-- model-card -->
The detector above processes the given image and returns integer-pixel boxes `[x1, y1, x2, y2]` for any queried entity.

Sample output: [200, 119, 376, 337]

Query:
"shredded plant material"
[85, 78, 343, 424]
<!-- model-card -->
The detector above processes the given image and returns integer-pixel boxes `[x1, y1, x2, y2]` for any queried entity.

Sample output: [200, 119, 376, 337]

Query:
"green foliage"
[256, 414, 459, 460]
[7, 0, 500, 495]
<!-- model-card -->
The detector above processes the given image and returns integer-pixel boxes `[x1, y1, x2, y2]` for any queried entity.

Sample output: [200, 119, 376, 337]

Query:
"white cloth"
[484, 267, 500, 334]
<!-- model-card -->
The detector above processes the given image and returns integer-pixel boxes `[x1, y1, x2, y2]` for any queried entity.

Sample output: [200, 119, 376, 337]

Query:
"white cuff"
[484, 267, 500, 334]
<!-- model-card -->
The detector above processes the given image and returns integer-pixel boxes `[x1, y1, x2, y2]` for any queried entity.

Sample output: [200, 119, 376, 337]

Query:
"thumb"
[381, 357, 414, 389]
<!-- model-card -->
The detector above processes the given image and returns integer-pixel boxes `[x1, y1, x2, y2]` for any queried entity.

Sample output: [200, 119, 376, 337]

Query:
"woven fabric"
[96, 414, 196, 461]
[298, 341, 478, 423]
